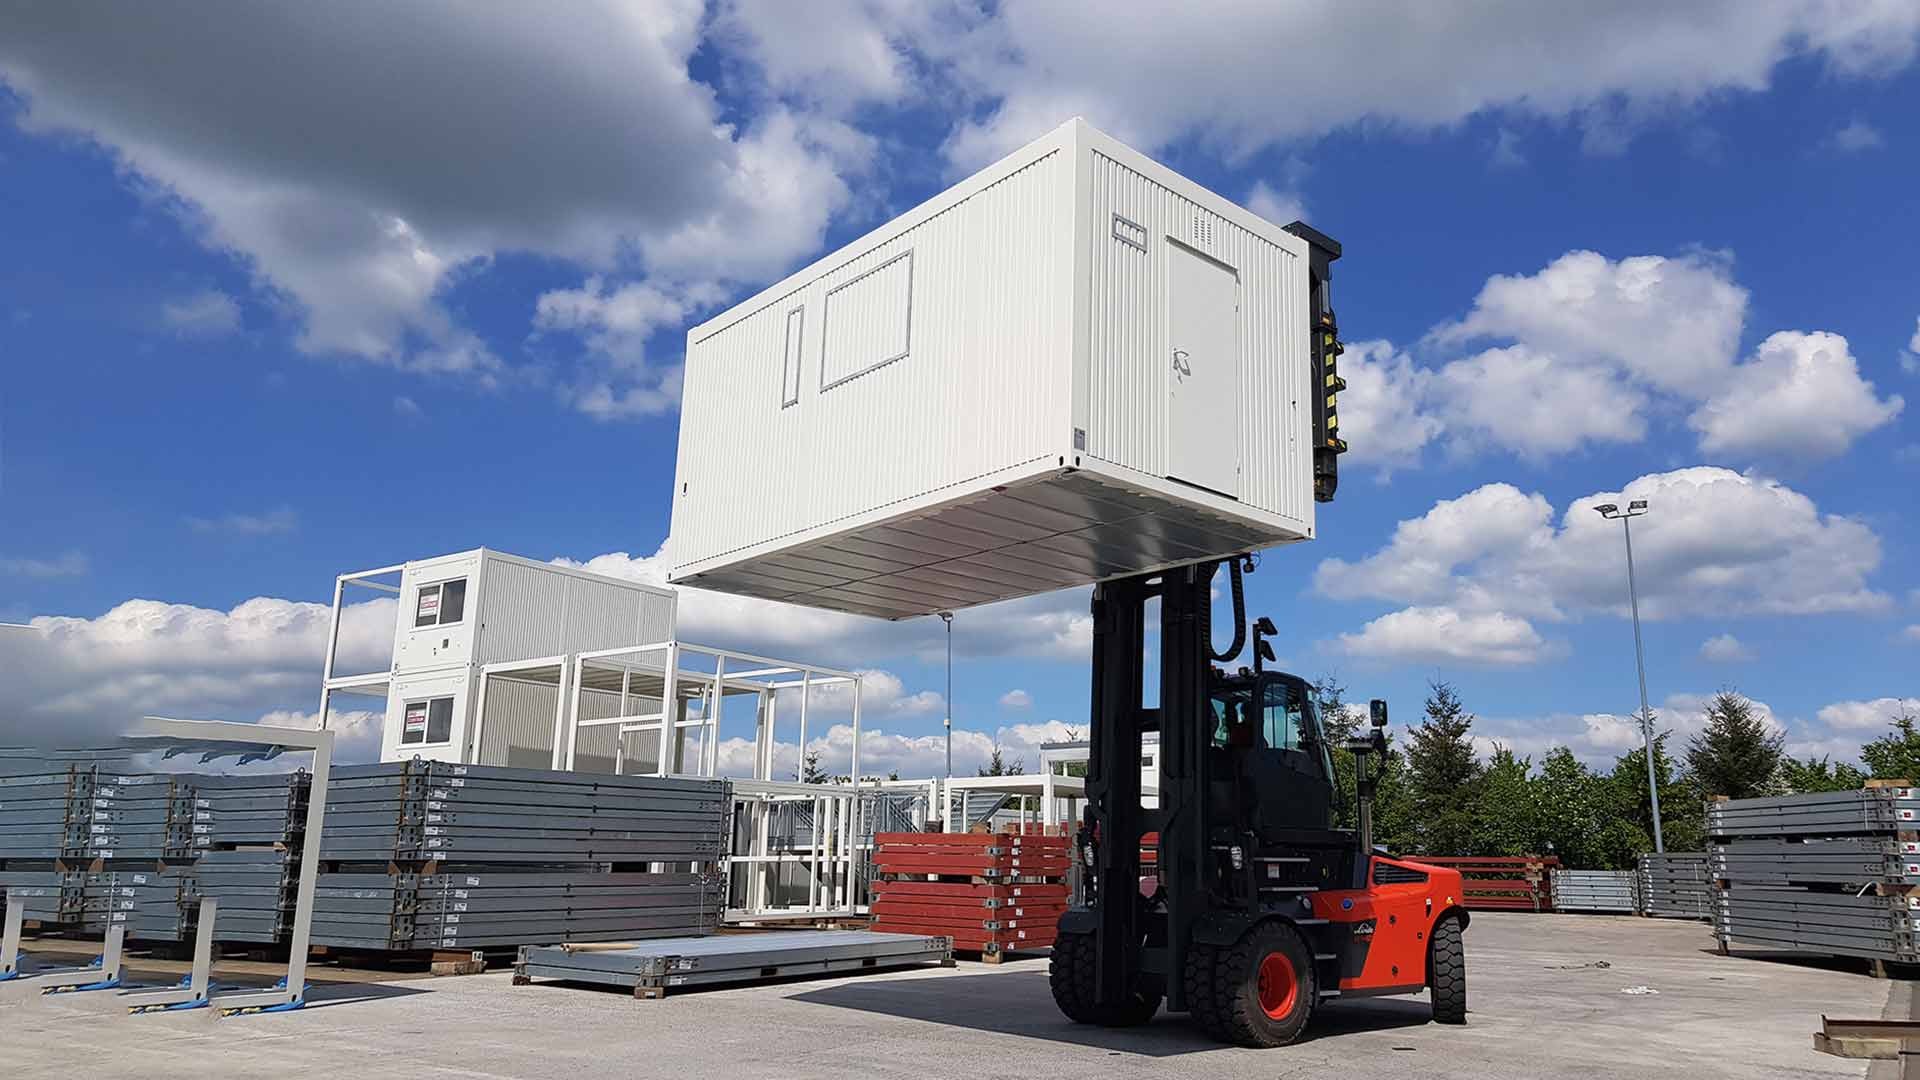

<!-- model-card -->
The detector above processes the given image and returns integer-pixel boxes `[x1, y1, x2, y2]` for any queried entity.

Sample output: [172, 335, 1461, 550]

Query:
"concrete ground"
[2, 913, 1902, 1078]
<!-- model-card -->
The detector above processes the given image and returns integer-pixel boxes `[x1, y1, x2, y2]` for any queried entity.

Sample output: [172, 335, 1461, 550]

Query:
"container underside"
[672, 469, 1306, 619]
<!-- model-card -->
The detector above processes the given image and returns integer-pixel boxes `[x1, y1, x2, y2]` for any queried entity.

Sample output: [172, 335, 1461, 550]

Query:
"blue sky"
[1, 3, 1916, 773]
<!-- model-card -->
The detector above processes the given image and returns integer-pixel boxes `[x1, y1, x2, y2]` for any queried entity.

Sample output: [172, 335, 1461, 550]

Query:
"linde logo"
[1352, 919, 1376, 938]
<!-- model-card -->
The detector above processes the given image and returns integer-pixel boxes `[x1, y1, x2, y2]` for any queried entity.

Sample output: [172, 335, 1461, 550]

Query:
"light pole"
[938, 611, 954, 781]
[1594, 498, 1664, 854]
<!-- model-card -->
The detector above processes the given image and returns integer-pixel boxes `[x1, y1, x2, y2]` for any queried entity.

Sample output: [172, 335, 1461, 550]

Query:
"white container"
[668, 118, 1318, 620]
[376, 548, 676, 763]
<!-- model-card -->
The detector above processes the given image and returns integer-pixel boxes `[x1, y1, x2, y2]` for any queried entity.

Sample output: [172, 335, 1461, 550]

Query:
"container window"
[781, 306, 805, 407]
[413, 578, 467, 628]
[401, 696, 455, 746]
[820, 249, 913, 391]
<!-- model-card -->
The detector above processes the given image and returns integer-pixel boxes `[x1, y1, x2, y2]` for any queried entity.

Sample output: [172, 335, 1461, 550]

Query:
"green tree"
[1404, 681, 1484, 855]
[1470, 746, 1545, 856]
[1777, 755, 1868, 793]
[978, 740, 1026, 777]
[1533, 747, 1642, 870]
[1612, 730, 1705, 855]
[1686, 691, 1784, 798]
[1861, 709, 1920, 782]
[801, 748, 828, 784]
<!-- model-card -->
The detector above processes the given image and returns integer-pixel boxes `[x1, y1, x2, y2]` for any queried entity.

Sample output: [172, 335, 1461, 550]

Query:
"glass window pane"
[426, 697, 454, 743]
[402, 701, 429, 744]
[1263, 681, 1300, 751]
[414, 584, 441, 628]
[439, 578, 467, 624]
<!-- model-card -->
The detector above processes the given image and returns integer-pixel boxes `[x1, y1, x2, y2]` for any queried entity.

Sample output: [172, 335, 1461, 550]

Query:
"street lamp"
[1594, 498, 1664, 853]
[938, 611, 954, 781]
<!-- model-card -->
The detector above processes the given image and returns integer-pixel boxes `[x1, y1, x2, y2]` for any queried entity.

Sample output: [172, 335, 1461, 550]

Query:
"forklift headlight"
[1228, 846, 1244, 870]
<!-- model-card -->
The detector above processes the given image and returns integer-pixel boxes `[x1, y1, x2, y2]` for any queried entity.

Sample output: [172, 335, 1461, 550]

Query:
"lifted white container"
[668, 118, 1318, 620]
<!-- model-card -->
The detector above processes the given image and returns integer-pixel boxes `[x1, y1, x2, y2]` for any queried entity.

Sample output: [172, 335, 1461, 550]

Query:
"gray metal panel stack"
[1638, 853, 1711, 919]
[313, 869, 725, 951]
[0, 766, 201, 865]
[310, 761, 731, 952]
[1711, 788, 1920, 964]
[318, 761, 728, 865]
[516, 929, 953, 995]
[1549, 869, 1640, 913]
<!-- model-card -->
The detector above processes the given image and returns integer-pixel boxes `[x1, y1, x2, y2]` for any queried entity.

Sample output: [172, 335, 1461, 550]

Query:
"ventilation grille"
[1192, 216, 1213, 248]
[1373, 862, 1429, 885]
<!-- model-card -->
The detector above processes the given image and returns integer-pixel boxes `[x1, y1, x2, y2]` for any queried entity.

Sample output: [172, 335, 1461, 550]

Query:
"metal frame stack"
[312, 761, 729, 952]
[1407, 856, 1560, 911]
[868, 831, 1070, 960]
[1711, 788, 1920, 966]
[1549, 868, 1639, 914]
[516, 929, 953, 998]
[1638, 853, 1711, 920]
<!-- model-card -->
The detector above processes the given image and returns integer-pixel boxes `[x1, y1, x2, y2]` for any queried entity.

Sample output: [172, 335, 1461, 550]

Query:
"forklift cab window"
[1208, 684, 1255, 748]
[1262, 680, 1336, 780]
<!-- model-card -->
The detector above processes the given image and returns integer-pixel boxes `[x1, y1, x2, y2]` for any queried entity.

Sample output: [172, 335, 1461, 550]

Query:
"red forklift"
[1049, 225, 1470, 1047]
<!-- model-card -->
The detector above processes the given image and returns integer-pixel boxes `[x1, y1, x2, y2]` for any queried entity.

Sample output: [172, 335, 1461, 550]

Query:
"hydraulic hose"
[1209, 558, 1247, 662]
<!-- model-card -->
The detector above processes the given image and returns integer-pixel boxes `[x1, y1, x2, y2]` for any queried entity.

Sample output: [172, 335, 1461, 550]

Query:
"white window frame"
[413, 577, 468, 630]
[781, 305, 805, 408]
[400, 695, 456, 747]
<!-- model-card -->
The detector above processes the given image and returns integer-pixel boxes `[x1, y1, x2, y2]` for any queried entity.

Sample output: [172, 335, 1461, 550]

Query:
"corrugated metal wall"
[674, 148, 1072, 568]
[473, 558, 567, 666]
[1084, 151, 1310, 524]
[475, 677, 558, 769]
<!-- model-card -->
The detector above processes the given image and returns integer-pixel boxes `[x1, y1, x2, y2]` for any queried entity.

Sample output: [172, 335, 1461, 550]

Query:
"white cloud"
[1489, 127, 1527, 169]
[1699, 633, 1754, 663]
[1818, 697, 1920, 731]
[1335, 606, 1552, 667]
[186, 507, 298, 536]
[1318, 467, 1887, 623]
[1905, 625, 1920, 643]
[1431, 250, 1747, 398]
[1338, 341, 1443, 472]
[1, 551, 88, 578]
[999, 689, 1033, 709]
[1901, 316, 1920, 375]
[1831, 118, 1886, 151]
[1245, 180, 1306, 227]
[931, 4, 1920, 168]
[393, 395, 422, 418]
[0, 6, 865, 415]
[709, 0, 935, 113]
[160, 289, 241, 338]
[1690, 330, 1903, 460]
[1431, 344, 1649, 457]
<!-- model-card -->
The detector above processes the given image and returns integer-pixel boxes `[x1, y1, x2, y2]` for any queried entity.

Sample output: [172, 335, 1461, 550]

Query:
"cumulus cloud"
[159, 289, 241, 338]
[1900, 316, 1920, 375]
[1336, 606, 1552, 667]
[1699, 634, 1754, 663]
[0, 5, 867, 416]
[1318, 468, 1886, 652]
[1690, 331, 1902, 461]
[1818, 697, 1920, 732]
[1245, 181, 1306, 228]
[999, 689, 1033, 709]
[927, 3, 1920, 167]
[1337, 341, 1443, 473]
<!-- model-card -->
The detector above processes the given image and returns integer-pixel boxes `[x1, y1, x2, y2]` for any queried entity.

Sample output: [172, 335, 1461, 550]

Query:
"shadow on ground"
[789, 968, 1439, 1057]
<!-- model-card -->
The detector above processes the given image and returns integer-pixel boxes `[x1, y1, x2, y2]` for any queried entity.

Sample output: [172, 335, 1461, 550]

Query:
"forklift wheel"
[1193, 921, 1315, 1048]
[1048, 931, 1162, 1027]
[1429, 915, 1467, 1024]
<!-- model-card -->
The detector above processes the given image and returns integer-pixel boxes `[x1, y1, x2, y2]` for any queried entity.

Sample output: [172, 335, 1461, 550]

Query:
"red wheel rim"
[1257, 951, 1298, 1020]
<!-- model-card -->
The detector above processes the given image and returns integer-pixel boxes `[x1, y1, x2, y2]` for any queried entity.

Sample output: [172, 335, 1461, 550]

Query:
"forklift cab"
[1207, 670, 1337, 837]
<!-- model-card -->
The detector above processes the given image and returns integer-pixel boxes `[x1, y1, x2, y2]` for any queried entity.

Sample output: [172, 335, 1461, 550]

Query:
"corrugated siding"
[474, 677, 557, 769]
[1085, 151, 1310, 523]
[474, 559, 566, 666]
[561, 576, 641, 656]
[673, 148, 1071, 569]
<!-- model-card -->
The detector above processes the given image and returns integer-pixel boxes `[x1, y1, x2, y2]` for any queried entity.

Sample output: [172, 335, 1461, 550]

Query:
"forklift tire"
[1049, 930, 1162, 1027]
[1429, 915, 1467, 1024]
[1192, 921, 1315, 1048]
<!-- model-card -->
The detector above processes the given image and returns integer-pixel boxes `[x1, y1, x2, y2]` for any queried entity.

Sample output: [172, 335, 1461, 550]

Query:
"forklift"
[1049, 225, 1470, 1047]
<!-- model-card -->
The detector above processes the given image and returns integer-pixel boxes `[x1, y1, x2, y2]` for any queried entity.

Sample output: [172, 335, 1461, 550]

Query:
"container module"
[668, 118, 1324, 619]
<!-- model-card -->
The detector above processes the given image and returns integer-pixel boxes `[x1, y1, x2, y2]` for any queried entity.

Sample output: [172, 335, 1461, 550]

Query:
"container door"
[1167, 243, 1241, 498]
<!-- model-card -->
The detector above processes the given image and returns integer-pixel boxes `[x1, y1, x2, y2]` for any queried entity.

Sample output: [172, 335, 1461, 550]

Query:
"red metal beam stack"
[870, 831, 1071, 959]
[1409, 855, 1561, 911]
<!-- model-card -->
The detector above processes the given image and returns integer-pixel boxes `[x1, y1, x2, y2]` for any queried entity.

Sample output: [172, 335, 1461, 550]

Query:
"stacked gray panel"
[1711, 789, 1920, 964]
[318, 762, 728, 865]
[192, 771, 309, 847]
[0, 868, 73, 920]
[1550, 869, 1640, 913]
[0, 766, 97, 861]
[1705, 789, 1920, 839]
[1638, 853, 1711, 919]
[0, 766, 201, 863]
[312, 869, 725, 951]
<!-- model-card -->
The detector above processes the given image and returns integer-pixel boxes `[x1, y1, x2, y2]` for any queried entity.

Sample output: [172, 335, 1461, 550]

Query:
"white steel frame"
[315, 562, 405, 732]
[941, 774, 1084, 835]
[122, 715, 333, 1015]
